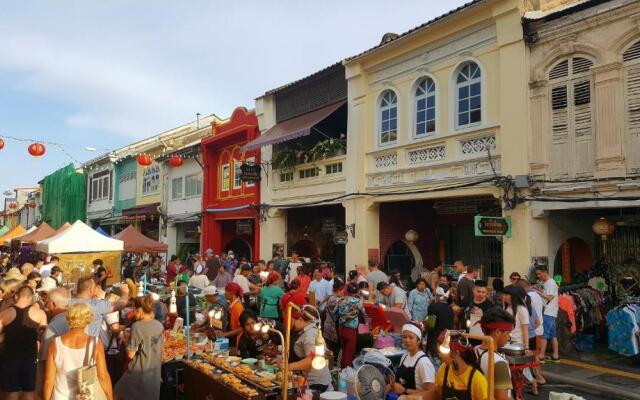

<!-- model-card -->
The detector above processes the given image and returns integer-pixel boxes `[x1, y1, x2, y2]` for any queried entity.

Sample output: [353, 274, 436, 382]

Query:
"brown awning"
[122, 203, 159, 216]
[242, 101, 346, 151]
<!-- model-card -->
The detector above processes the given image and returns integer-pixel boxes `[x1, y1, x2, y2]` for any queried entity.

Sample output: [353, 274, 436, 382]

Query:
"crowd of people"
[0, 247, 563, 400]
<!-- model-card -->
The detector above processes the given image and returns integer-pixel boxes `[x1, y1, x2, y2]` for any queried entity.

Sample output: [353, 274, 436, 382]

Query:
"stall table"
[505, 354, 540, 400]
[183, 362, 267, 400]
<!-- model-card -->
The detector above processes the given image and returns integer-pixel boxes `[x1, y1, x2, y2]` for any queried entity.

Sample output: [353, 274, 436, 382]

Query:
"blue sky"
[0, 0, 468, 199]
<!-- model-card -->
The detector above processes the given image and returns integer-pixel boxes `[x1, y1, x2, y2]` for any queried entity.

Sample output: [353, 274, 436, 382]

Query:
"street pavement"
[524, 383, 621, 400]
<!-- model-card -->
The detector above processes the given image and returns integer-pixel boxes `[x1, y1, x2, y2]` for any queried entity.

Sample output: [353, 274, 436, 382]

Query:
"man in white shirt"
[309, 268, 332, 311]
[534, 266, 559, 361]
[454, 260, 467, 282]
[285, 251, 302, 286]
[39, 256, 59, 279]
[233, 264, 259, 295]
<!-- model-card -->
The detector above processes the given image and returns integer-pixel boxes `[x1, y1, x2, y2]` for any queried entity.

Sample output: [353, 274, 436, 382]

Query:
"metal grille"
[436, 224, 503, 278]
[275, 67, 347, 123]
[433, 197, 500, 215]
[459, 135, 496, 155]
[408, 145, 445, 164]
[597, 225, 640, 264]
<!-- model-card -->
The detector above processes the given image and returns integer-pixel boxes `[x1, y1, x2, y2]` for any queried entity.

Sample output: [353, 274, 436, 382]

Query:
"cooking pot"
[499, 342, 526, 356]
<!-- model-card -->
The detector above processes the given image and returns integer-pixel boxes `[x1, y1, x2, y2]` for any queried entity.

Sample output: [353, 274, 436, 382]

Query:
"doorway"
[225, 238, 252, 261]
[554, 237, 593, 283]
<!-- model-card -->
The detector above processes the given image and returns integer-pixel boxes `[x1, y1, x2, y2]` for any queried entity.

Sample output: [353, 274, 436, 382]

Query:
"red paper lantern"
[137, 153, 153, 166]
[0, 139, 4, 150]
[169, 155, 184, 167]
[8, 202, 17, 209]
[28, 202, 36, 209]
[28, 143, 46, 157]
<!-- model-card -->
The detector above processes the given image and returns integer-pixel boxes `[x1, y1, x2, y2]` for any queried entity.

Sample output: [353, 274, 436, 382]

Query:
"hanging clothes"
[605, 304, 640, 356]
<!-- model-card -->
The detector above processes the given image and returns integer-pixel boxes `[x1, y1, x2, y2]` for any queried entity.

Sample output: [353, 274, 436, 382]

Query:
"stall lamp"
[360, 289, 370, 298]
[311, 328, 327, 370]
[439, 331, 451, 355]
[169, 290, 177, 314]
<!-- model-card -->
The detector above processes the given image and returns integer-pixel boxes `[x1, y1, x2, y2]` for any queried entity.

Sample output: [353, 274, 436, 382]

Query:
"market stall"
[10, 222, 56, 247]
[113, 225, 168, 254]
[0, 225, 28, 246]
[35, 220, 123, 284]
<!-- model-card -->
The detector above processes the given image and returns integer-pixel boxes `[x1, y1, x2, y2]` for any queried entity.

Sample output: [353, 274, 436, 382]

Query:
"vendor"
[376, 282, 407, 309]
[176, 280, 196, 322]
[476, 307, 515, 400]
[285, 310, 332, 393]
[197, 286, 227, 334]
[237, 310, 280, 359]
[434, 338, 488, 400]
[385, 323, 435, 397]
[215, 282, 244, 346]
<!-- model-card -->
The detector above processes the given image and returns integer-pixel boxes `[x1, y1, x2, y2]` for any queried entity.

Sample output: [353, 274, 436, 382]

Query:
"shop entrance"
[291, 239, 319, 259]
[225, 238, 252, 261]
[554, 237, 592, 283]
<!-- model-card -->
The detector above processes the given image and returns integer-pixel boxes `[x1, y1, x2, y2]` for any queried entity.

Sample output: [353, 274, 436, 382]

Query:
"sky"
[0, 0, 469, 200]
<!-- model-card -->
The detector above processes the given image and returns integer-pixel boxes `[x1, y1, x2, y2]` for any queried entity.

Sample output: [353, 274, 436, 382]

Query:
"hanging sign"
[333, 230, 349, 245]
[240, 164, 261, 182]
[236, 220, 253, 235]
[321, 217, 337, 234]
[474, 216, 512, 238]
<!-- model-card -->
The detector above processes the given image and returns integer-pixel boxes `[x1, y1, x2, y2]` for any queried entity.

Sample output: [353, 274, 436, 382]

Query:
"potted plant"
[271, 147, 297, 170]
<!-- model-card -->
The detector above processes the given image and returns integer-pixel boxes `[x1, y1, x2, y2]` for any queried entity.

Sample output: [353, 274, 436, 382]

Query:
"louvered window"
[623, 41, 640, 171]
[548, 57, 594, 176]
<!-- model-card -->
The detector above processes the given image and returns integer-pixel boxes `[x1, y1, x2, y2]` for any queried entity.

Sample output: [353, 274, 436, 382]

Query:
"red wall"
[201, 107, 261, 259]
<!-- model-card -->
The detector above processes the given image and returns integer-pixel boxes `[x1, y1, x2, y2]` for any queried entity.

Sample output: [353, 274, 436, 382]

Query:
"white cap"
[37, 277, 57, 292]
[195, 265, 205, 274]
[202, 286, 218, 296]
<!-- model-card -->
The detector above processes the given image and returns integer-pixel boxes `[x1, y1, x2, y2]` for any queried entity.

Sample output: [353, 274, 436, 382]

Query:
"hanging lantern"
[8, 202, 17, 209]
[169, 155, 184, 167]
[0, 138, 4, 150]
[28, 143, 46, 157]
[592, 217, 615, 241]
[28, 202, 36, 209]
[137, 153, 153, 166]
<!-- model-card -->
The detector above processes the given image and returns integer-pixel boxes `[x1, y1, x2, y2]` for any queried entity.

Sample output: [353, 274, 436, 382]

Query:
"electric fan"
[354, 364, 394, 400]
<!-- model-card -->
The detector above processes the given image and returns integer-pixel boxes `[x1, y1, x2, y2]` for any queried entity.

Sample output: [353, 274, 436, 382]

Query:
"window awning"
[242, 101, 346, 152]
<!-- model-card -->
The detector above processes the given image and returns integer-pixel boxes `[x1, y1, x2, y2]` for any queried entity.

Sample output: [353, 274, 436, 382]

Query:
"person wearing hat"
[281, 307, 332, 394]
[260, 272, 284, 320]
[434, 334, 488, 400]
[215, 282, 245, 346]
[188, 265, 210, 290]
[385, 323, 436, 397]
[376, 281, 407, 309]
[476, 307, 515, 400]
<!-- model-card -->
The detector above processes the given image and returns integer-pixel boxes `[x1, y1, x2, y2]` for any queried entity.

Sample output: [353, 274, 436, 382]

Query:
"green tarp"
[41, 164, 86, 229]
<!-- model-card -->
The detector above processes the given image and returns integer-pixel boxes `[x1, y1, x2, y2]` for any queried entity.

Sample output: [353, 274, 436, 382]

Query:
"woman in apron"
[386, 323, 435, 397]
[434, 339, 489, 400]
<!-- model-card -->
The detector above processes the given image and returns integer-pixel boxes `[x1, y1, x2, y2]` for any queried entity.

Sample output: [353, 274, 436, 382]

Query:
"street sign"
[321, 217, 336, 234]
[474, 216, 512, 238]
[236, 220, 253, 235]
[240, 164, 261, 182]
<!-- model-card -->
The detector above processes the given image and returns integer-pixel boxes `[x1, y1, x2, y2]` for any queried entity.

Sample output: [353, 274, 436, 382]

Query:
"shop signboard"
[474, 216, 512, 237]
[321, 217, 336, 234]
[236, 220, 253, 235]
[334, 230, 349, 245]
[240, 164, 261, 182]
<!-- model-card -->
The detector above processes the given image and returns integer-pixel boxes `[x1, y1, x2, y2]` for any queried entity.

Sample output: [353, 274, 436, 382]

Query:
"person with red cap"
[215, 282, 244, 346]
[279, 279, 307, 328]
[476, 307, 516, 400]
[259, 272, 284, 320]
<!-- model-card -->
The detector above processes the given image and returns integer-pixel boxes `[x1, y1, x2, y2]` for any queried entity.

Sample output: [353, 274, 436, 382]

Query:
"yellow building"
[343, 0, 531, 279]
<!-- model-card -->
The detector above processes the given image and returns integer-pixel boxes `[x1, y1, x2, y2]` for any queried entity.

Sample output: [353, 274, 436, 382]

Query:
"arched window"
[415, 77, 436, 137]
[456, 62, 482, 128]
[379, 90, 398, 145]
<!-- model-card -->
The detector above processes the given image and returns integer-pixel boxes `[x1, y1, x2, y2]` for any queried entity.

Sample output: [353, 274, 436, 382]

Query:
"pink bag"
[357, 323, 370, 335]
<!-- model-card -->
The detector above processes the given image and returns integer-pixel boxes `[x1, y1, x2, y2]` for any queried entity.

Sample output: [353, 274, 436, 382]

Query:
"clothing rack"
[559, 283, 589, 293]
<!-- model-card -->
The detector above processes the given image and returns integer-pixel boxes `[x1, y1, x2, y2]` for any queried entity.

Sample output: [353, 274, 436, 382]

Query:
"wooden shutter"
[573, 80, 591, 138]
[550, 85, 569, 175]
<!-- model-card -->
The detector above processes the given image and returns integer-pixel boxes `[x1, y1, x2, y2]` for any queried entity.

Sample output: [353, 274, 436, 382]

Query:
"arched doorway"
[384, 240, 424, 280]
[225, 238, 252, 261]
[291, 239, 319, 259]
[554, 237, 593, 283]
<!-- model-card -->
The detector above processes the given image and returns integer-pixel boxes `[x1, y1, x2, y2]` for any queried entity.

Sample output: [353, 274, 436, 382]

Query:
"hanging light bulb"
[253, 322, 262, 332]
[169, 290, 177, 314]
[439, 331, 451, 355]
[311, 327, 327, 369]
[261, 324, 270, 334]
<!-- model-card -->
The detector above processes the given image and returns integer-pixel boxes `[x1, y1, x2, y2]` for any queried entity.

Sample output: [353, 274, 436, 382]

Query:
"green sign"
[474, 216, 512, 238]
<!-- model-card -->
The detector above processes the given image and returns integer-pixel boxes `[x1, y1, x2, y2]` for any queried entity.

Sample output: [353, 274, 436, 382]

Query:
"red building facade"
[201, 107, 261, 261]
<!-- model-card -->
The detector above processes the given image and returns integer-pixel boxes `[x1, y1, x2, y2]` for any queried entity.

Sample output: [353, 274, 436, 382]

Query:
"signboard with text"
[474, 216, 512, 238]
[240, 164, 261, 182]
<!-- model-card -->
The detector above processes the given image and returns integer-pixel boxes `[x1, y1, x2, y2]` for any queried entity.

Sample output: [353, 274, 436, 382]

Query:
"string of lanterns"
[0, 138, 47, 157]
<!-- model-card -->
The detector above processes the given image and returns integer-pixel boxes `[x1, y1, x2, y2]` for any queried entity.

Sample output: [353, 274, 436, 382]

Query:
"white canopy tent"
[35, 220, 124, 253]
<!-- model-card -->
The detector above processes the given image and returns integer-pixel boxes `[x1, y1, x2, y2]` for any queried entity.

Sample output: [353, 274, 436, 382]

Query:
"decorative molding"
[459, 135, 496, 156]
[374, 153, 398, 169]
[407, 144, 446, 165]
